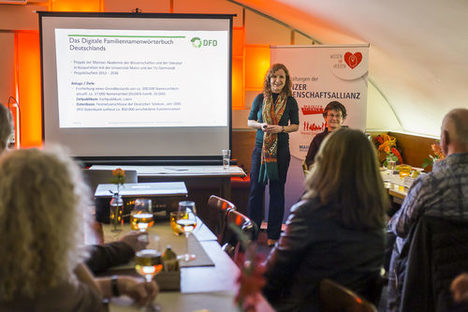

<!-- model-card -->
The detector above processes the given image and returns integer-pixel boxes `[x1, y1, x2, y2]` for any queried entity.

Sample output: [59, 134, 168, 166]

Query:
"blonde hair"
[263, 63, 292, 98]
[0, 146, 91, 300]
[303, 128, 389, 230]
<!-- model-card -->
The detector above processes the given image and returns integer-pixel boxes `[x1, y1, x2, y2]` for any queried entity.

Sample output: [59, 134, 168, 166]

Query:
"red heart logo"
[344, 52, 362, 69]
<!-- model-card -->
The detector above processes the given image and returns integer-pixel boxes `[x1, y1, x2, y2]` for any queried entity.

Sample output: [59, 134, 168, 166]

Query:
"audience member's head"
[323, 101, 347, 131]
[0, 104, 13, 153]
[441, 108, 468, 156]
[304, 128, 389, 229]
[0, 147, 91, 301]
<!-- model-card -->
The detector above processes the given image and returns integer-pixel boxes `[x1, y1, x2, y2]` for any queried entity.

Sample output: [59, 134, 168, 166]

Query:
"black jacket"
[85, 241, 134, 274]
[387, 216, 468, 312]
[304, 129, 329, 168]
[263, 198, 385, 312]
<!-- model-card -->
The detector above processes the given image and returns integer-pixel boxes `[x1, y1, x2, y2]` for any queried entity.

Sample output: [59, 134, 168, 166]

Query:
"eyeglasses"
[326, 113, 343, 118]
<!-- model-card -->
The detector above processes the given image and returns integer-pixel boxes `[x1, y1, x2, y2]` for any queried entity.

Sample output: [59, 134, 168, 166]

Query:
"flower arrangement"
[422, 140, 445, 168]
[111, 168, 126, 193]
[372, 133, 403, 166]
[229, 224, 266, 312]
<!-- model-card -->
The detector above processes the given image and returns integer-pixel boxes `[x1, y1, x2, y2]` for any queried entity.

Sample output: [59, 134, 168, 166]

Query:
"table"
[381, 169, 409, 204]
[385, 182, 407, 203]
[381, 168, 424, 202]
[101, 220, 273, 312]
[90, 165, 246, 200]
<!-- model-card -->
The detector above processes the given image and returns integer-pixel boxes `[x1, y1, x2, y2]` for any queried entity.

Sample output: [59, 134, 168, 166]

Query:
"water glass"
[222, 149, 231, 169]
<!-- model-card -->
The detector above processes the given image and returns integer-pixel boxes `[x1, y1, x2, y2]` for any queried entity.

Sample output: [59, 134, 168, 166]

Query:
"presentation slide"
[40, 13, 232, 160]
[55, 28, 228, 128]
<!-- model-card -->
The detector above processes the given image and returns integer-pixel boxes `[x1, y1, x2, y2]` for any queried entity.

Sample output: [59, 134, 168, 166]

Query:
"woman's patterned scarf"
[259, 93, 287, 183]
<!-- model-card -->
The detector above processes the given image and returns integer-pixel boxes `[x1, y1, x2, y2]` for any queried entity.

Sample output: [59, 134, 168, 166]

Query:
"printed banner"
[271, 44, 369, 159]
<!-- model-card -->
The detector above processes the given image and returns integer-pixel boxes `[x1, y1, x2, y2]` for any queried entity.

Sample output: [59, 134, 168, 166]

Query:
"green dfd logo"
[191, 37, 218, 48]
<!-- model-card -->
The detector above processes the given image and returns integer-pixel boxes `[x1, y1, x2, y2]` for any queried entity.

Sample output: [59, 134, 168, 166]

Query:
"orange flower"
[111, 168, 126, 185]
[431, 143, 445, 160]
[373, 133, 402, 165]
[112, 168, 125, 178]
[422, 140, 445, 168]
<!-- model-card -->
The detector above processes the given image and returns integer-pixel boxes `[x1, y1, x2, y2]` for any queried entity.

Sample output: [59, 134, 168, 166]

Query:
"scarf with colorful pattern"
[259, 93, 287, 183]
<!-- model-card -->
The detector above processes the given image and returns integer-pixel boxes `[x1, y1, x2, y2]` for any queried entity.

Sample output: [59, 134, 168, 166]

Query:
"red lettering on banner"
[301, 105, 324, 115]
[303, 121, 326, 132]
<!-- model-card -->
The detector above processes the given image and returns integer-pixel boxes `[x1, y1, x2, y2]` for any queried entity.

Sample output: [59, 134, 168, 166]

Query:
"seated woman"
[0, 147, 158, 311]
[263, 128, 389, 312]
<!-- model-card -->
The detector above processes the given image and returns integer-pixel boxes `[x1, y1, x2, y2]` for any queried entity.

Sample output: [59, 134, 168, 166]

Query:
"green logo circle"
[191, 37, 202, 48]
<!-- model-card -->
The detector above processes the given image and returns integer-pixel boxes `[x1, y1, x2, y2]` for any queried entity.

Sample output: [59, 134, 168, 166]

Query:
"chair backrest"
[319, 279, 378, 312]
[397, 216, 468, 312]
[221, 209, 257, 258]
[203, 195, 236, 242]
[82, 169, 138, 195]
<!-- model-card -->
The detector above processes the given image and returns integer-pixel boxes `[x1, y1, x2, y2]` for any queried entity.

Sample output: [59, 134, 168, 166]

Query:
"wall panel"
[0, 32, 15, 104]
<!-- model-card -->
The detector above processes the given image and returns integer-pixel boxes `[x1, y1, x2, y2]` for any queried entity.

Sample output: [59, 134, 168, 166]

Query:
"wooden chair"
[221, 209, 258, 258]
[319, 279, 377, 312]
[204, 195, 236, 243]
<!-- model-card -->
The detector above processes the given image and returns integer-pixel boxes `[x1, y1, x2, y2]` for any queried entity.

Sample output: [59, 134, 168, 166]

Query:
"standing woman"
[247, 63, 299, 246]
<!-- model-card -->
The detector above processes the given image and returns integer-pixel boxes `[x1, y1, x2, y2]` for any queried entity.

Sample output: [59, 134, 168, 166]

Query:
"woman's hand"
[118, 276, 159, 306]
[263, 125, 283, 134]
[119, 231, 148, 252]
[94, 275, 159, 306]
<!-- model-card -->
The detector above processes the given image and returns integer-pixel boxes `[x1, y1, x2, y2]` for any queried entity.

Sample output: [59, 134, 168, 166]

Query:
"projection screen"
[39, 12, 233, 164]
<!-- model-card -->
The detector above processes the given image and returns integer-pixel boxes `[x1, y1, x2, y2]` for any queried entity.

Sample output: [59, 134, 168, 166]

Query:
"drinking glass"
[135, 235, 162, 312]
[131, 198, 154, 232]
[222, 149, 231, 169]
[399, 165, 412, 180]
[387, 160, 396, 171]
[178, 200, 197, 215]
[176, 205, 197, 262]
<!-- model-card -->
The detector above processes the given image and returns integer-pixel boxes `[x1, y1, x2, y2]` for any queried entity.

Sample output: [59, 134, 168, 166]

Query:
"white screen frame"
[39, 12, 233, 164]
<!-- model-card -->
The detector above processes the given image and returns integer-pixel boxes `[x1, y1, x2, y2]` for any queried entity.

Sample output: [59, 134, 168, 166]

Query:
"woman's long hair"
[263, 63, 292, 99]
[0, 146, 91, 301]
[303, 128, 389, 230]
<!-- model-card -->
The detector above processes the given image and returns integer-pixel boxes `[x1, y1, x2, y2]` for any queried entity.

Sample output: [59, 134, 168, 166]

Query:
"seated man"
[387, 108, 468, 311]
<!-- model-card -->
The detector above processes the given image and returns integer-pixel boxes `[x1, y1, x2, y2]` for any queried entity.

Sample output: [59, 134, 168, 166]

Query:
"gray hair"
[0, 104, 13, 152]
[444, 108, 468, 147]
